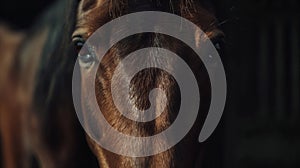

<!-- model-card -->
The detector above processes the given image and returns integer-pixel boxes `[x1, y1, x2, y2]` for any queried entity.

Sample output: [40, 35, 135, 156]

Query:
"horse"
[72, 0, 223, 167]
[0, 0, 224, 167]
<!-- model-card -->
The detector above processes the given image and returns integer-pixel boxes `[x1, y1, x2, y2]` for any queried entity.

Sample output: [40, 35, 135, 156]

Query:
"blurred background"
[1, 0, 299, 167]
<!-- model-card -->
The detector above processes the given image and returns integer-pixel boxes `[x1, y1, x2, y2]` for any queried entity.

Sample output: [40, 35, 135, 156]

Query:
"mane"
[30, 0, 97, 166]
[33, 0, 76, 130]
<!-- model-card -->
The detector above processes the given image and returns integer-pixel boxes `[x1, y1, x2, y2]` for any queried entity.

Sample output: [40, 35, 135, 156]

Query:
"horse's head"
[71, 0, 224, 167]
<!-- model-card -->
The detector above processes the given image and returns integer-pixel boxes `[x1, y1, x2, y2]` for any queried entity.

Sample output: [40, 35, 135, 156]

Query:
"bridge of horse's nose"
[128, 0, 156, 12]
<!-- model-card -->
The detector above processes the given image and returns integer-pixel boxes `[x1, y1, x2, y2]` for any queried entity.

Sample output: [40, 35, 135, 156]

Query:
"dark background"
[1, 0, 299, 167]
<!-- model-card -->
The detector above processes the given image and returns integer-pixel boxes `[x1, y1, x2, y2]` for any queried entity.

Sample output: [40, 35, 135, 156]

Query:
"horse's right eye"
[73, 37, 85, 53]
[72, 36, 96, 69]
[78, 51, 96, 68]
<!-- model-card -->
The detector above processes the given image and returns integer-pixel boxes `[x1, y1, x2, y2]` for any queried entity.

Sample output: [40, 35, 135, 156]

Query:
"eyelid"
[72, 35, 85, 43]
[72, 27, 91, 40]
[72, 35, 95, 50]
[211, 32, 225, 43]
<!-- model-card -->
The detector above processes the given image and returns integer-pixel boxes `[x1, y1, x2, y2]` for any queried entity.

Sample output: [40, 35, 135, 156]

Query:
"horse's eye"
[73, 37, 96, 69]
[214, 42, 222, 51]
[211, 35, 225, 52]
[78, 45, 96, 68]
[206, 35, 225, 67]
[73, 37, 85, 53]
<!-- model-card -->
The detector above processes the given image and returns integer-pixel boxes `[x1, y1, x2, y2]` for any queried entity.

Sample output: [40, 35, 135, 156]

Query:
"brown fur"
[74, 0, 223, 167]
[0, 0, 223, 167]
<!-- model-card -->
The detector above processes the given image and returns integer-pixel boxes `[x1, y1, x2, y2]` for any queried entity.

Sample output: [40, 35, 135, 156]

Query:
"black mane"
[31, 0, 97, 167]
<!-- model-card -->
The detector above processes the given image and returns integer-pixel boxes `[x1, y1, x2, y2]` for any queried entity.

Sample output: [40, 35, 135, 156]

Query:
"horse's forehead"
[75, 0, 220, 39]
[75, 0, 108, 36]
[80, 0, 100, 12]
[77, 0, 103, 16]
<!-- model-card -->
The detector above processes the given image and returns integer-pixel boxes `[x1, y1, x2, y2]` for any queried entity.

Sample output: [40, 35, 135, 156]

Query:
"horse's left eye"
[214, 42, 222, 51]
[211, 35, 225, 52]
